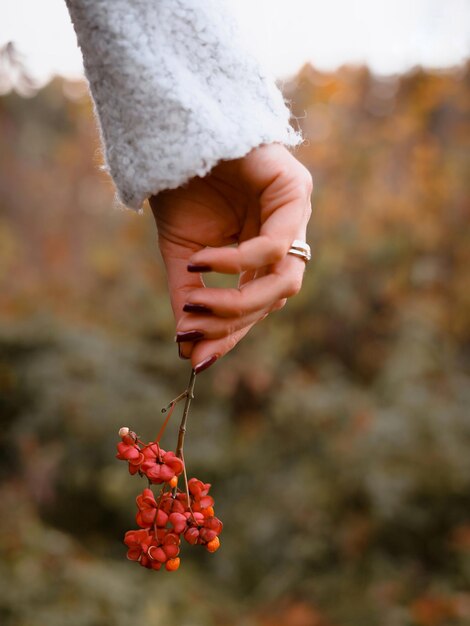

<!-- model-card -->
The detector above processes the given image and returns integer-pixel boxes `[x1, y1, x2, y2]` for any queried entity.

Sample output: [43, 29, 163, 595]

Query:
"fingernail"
[175, 330, 205, 343]
[187, 264, 212, 273]
[194, 354, 218, 374]
[183, 303, 213, 315]
[178, 343, 190, 360]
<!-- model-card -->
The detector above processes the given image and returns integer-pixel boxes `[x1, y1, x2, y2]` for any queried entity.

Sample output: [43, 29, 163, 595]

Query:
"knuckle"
[227, 321, 239, 338]
[283, 275, 303, 298]
[229, 289, 245, 318]
[305, 201, 313, 221]
[295, 165, 314, 197]
[271, 298, 287, 312]
[225, 333, 239, 353]
[232, 306, 244, 319]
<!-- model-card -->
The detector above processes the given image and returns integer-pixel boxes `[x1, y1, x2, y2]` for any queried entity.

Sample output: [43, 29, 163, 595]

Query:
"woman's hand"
[149, 143, 313, 373]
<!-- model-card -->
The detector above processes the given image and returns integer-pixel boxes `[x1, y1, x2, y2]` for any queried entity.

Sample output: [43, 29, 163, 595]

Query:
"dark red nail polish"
[194, 354, 218, 374]
[183, 303, 213, 315]
[175, 330, 204, 343]
[178, 343, 190, 359]
[187, 264, 212, 273]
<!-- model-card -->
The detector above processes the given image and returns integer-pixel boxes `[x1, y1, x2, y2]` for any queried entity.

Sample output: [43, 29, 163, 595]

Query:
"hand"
[149, 143, 313, 373]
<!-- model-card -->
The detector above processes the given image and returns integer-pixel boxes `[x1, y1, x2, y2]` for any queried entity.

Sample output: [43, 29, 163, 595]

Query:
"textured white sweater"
[65, 0, 302, 211]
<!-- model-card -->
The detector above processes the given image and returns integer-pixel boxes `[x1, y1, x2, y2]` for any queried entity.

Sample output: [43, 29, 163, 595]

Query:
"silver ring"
[287, 239, 311, 263]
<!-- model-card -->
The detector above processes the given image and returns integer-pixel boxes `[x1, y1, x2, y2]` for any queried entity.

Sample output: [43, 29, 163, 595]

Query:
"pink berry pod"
[184, 527, 200, 545]
[169, 512, 187, 534]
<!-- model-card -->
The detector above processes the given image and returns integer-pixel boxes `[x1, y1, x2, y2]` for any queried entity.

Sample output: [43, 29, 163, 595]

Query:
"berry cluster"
[116, 427, 183, 483]
[116, 423, 222, 572]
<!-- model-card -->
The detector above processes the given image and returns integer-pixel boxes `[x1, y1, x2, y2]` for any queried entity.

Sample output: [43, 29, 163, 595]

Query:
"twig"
[155, 401, 176, 443]
[173, 369, 197, 497]
[161, 390, 188, 413]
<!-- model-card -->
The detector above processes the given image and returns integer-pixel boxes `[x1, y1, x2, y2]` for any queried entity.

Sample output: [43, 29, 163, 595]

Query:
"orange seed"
[206, 537, 220, 553]
[165, 557, 181, 571]
[203, 506, 215, 518]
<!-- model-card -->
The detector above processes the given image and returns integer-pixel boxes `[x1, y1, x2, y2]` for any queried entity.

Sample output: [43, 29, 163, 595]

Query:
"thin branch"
[180, 448, 197, 523]
[173, 369, 197, 497]
[161, 390, 188, 413]
[155, 401, 176, 443]
[175, 369, 196, 459]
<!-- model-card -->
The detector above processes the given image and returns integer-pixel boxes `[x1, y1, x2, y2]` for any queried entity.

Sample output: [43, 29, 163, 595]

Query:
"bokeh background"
[1, 2, 469, 625]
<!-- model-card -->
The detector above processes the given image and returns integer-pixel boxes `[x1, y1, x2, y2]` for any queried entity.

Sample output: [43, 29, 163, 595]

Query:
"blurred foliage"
[0, 59, 469, 626]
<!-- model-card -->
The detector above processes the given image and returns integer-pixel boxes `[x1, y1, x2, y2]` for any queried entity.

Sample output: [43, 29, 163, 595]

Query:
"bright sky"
[0, 0, 469, 83]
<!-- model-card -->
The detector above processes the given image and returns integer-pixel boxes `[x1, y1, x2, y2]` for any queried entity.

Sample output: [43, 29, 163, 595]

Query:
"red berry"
[169, 512, 187, 534]
[184, 527, 199, 545]
[147, 546, 167, 563]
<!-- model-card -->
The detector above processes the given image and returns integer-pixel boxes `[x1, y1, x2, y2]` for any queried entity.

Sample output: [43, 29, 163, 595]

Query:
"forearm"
[65, 0, 302, 211]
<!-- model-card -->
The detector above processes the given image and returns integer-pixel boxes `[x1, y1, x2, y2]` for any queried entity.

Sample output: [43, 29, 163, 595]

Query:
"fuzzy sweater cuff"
[65, 0, 302, 211]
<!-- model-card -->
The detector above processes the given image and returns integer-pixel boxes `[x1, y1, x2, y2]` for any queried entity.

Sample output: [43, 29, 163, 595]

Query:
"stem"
[175, 369, 196, 460]
[161, 390, 188, 413]
[181, 448, 198, 523]
[172, 369, 197, 497]
[155, 401, 176, 443]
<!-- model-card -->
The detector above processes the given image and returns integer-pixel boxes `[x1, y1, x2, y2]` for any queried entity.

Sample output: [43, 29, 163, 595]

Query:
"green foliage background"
[0, 61, 469, 625]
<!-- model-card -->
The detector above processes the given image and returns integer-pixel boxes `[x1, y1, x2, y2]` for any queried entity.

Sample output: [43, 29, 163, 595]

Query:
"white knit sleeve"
[65, 0, 302, 211]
